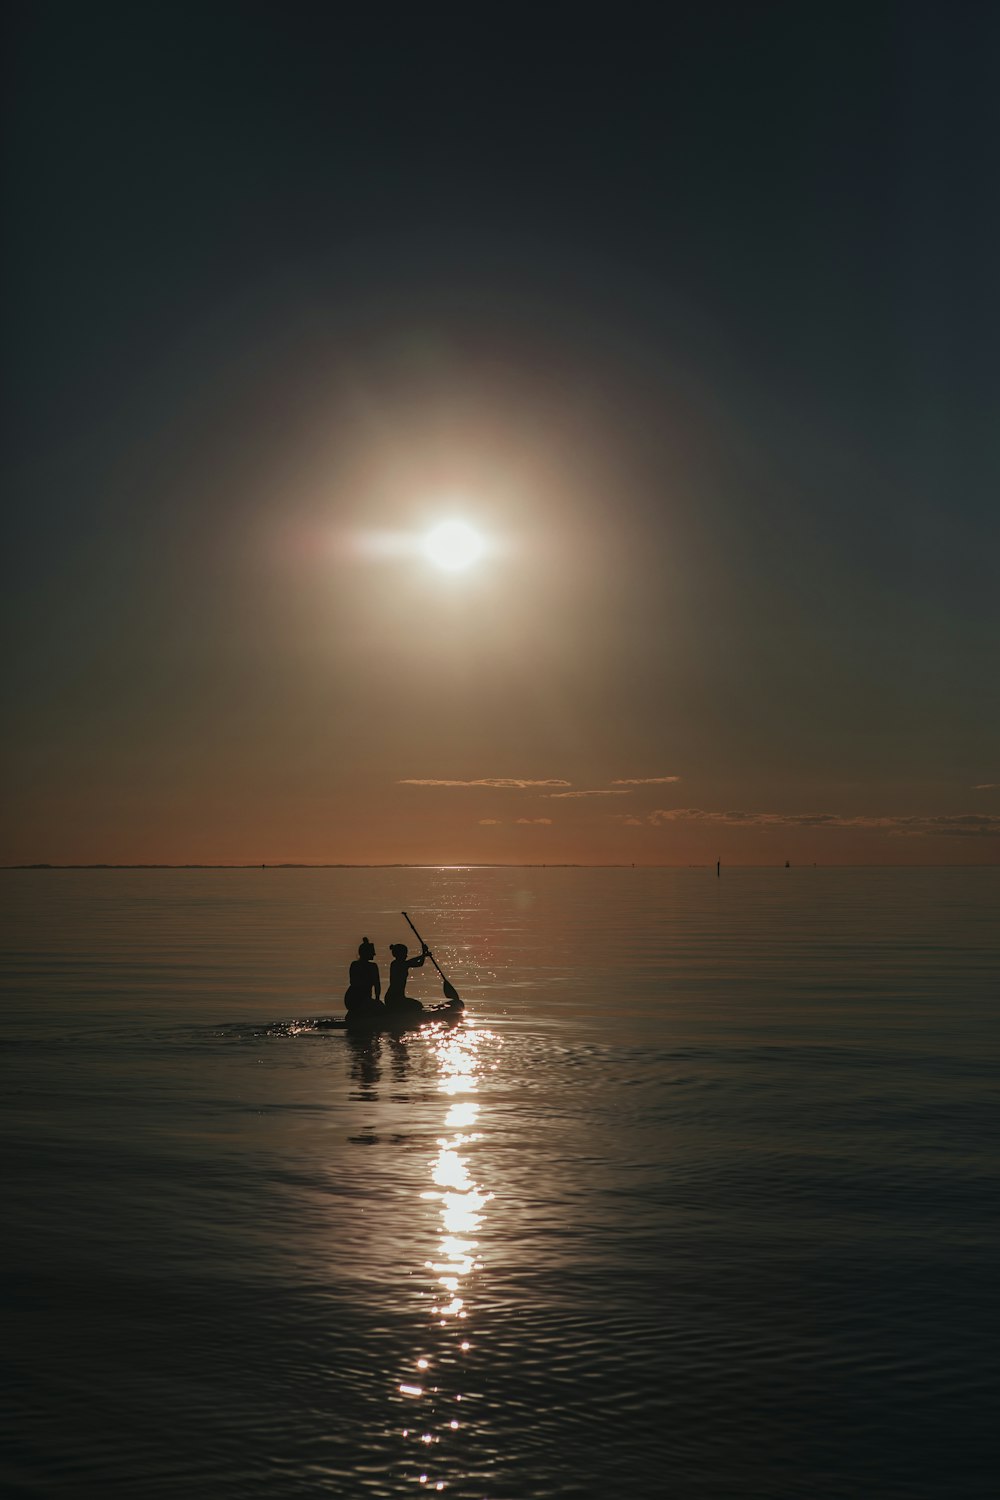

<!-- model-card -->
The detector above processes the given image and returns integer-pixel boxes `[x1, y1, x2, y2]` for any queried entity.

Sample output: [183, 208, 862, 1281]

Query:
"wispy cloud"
[644, 808, 1000, 838]
[973, 783, 998, 791]
[476, 816, 553, 826]
[887, 815, 1000, 838]
[400, 777, 571, 789]
[548, 789, 632, 799]
[610, 775, 681, 785]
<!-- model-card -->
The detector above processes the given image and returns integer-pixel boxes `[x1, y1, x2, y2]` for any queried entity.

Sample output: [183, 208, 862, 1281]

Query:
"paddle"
[401, 912, 463, 1007]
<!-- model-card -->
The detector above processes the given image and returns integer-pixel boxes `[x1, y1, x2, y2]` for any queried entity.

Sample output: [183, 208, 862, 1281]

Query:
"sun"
[422, 520, 486, 572]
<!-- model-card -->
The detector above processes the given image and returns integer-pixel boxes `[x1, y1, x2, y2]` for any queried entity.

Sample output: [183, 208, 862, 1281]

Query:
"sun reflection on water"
[394, 1019, 498, 1491]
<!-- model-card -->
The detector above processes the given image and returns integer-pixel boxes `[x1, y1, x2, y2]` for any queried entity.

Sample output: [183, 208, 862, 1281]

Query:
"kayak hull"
[316, 1003, 465, 1033]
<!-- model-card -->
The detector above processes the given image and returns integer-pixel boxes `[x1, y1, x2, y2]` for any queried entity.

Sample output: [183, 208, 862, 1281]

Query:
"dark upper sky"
[3, 1, 999, 864]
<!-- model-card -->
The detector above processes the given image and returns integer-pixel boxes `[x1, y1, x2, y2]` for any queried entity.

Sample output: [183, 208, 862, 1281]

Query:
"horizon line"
[3, 862, 997, 871]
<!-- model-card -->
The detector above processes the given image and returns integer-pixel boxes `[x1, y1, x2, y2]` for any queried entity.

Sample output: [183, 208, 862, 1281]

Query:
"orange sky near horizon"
[7, 763, 999, 868]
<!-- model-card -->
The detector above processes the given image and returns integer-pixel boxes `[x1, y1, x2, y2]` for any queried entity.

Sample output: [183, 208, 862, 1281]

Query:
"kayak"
[316, 1002, 464, 1033]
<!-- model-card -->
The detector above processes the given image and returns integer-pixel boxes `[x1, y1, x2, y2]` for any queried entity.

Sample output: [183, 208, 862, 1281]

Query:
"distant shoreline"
[6, 862, 701, 869]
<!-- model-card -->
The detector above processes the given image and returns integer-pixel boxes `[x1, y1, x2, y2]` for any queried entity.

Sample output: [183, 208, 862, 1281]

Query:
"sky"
[3, 1, 998, 865]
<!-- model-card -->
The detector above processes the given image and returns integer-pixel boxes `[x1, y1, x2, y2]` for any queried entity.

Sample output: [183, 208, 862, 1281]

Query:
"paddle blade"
[442, 978, 462, 1007]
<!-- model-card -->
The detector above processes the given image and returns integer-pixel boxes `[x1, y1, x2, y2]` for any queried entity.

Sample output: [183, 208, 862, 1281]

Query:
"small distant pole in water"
[785, 859, 791, 868]
[716, 857, 720, 878]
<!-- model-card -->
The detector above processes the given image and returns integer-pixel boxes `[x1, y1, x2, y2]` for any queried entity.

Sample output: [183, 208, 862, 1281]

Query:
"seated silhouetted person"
[344, 937, 384, 1021]
[385, 941, 428, 1019]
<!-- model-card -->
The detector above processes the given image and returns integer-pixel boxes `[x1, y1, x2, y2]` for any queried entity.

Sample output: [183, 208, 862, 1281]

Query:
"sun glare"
[423, 520, 485, 572]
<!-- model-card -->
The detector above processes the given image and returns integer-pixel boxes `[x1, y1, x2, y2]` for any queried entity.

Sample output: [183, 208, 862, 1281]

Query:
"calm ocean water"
[2, 866, 998, 1499]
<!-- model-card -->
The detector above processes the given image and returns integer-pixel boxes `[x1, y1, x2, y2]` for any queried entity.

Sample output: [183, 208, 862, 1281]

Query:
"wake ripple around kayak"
[212, 1011, 466, 1042]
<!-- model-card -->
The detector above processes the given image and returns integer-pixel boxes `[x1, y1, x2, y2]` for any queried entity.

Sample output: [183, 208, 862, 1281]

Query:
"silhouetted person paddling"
[344, 937, 385, 1021]
[385, 941, 429, 1019]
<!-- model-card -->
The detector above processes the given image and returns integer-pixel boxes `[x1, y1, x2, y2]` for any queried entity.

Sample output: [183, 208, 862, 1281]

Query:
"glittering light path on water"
[394, 1021, 499, 1492]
